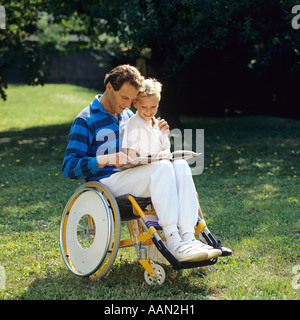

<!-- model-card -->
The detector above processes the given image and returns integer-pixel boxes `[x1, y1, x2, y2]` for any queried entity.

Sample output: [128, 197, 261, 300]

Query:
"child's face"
[135, 96, 159, 121]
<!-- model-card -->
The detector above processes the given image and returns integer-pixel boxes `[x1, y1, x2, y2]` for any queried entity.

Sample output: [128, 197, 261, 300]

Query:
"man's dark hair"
[104, 64, 144, 91]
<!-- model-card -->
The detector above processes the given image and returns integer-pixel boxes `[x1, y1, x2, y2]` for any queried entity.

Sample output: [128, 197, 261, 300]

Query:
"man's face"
[106, 82, 139, 115]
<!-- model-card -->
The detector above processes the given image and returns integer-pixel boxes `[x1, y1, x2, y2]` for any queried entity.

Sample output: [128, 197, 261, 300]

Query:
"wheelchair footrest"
[152, 237, 217, 270]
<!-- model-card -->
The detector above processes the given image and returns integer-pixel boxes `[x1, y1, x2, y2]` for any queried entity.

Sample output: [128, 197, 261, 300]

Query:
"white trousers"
[100, 159, 199, 236]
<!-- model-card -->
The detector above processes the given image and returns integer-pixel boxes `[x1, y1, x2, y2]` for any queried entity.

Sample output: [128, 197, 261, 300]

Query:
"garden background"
[0, 0, 299, 300]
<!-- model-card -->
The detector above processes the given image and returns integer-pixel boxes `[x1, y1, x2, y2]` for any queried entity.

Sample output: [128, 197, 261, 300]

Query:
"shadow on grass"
[0, 122, 79, 233]
[0, 122, 72, 145]
[20, 260, 209, 300]
[0, 123, 75, 172]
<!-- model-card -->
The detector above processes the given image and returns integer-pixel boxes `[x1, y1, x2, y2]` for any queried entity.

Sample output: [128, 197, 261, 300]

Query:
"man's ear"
[106, 82, 113, 91]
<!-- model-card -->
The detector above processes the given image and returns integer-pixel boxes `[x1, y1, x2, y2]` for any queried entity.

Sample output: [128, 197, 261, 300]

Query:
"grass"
[0, 84, 299, 300]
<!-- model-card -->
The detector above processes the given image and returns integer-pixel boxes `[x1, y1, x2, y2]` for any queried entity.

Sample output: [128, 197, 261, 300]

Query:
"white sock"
[165, 231, 182, 250]
[181, 232, 195, 243]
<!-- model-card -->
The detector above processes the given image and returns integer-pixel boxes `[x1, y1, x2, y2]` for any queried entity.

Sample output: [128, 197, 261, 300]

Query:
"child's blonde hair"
[137, 78, 162, 102]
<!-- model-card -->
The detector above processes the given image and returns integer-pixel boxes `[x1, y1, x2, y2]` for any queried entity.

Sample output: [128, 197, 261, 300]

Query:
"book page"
[117, 150, 201, 171]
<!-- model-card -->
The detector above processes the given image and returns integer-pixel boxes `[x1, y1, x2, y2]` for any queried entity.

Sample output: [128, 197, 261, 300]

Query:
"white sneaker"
[169, 241, 209, 262]
[187, 239, 222, 259]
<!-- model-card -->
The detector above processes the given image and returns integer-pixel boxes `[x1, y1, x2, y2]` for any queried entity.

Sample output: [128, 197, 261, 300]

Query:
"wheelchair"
[59, 181, 229, 285]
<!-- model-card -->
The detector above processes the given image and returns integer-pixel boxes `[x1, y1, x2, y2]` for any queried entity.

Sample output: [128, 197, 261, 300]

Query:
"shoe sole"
[206, 249, 222, 259]
[188, 240, 222, 260]
[176, 251, 209, 262]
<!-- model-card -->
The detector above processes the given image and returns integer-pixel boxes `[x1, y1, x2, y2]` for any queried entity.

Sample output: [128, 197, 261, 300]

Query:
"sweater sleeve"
[62, 117, 100, 179]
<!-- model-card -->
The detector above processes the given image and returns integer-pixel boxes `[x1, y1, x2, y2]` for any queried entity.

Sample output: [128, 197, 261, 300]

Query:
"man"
[62, 64, 222, 262]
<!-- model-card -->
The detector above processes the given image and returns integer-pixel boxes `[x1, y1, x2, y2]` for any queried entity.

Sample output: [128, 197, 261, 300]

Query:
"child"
[122, 78, 222, 261]
[122, 79, 171, 161]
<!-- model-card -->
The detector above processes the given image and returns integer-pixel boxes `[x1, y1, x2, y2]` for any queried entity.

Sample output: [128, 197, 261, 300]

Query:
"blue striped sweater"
[62, 95, 133, 181]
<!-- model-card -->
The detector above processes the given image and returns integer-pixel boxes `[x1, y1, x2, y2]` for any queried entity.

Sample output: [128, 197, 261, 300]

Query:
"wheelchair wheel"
[59, 182, 121, 279]
[144, 264, 166, 285]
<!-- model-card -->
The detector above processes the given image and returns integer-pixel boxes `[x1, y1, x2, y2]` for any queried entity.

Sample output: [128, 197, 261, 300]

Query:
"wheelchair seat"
[115, 194, 152, 221]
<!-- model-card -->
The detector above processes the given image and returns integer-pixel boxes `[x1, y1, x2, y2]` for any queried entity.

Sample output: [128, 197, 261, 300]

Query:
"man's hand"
[157, 117, 170, 135]
[97, 152, 132, 169]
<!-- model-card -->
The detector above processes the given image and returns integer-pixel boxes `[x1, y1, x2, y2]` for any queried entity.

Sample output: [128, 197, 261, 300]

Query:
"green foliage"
[1, 1, 300, 121]
[44, 0, 300, 75]
[0, 1, 74, 101]
[0, 0, 44, 100]
[42, 0, 300, 122]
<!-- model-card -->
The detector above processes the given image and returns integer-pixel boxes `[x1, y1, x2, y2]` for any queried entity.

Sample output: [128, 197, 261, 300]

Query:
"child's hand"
[157, 117, 170, 135]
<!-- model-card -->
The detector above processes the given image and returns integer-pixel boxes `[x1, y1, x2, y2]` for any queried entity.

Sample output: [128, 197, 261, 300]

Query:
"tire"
[59, 182, 121, 280]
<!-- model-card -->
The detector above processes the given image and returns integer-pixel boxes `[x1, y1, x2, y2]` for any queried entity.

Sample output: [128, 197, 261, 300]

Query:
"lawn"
[0, 84, 299, 300]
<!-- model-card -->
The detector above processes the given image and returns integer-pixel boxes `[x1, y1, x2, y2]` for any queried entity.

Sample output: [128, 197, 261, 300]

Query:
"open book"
[117, 150, 201, 170]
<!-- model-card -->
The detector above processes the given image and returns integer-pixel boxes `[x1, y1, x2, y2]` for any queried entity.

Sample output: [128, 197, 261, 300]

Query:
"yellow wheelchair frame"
[59, 181, 220, 285]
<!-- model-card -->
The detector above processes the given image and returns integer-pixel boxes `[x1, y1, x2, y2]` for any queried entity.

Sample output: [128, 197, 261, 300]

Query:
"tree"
[45, 0, 300, 122]
[1, 0, 300, 121]
[0, 0, 47, 100]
